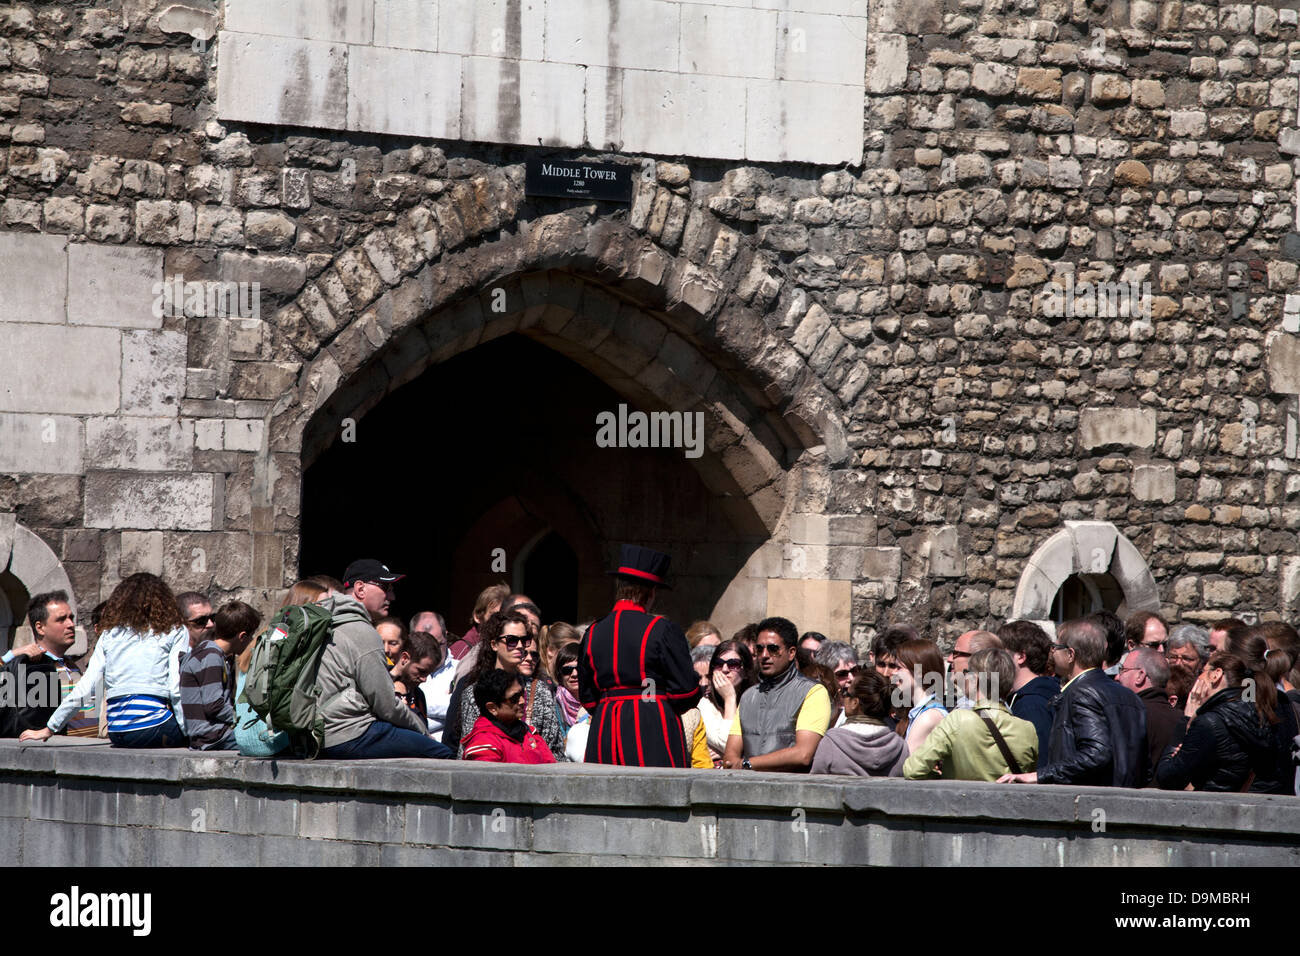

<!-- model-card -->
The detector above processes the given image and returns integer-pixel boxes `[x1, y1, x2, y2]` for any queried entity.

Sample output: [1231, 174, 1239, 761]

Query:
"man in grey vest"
[723, 617, 831, 771]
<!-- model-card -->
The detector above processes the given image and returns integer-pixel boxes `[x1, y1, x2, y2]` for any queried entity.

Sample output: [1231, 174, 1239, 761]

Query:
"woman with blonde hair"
[233, 578, 329, 757]
[22, 573, 189, 748]
[540, 621, 581, 679]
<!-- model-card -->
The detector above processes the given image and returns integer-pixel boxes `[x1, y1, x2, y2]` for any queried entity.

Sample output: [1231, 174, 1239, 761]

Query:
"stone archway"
[266, 216, 856, 637]
[0, 514, 78, 651]
[1011, 520, 1160, 629]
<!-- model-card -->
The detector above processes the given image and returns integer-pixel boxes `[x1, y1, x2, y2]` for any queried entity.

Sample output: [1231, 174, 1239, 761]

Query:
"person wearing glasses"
[698, 640, 755, 765]
[175, 591, 215, 650]
[448, 609, 565, 758]
[998, 618, 1146, 787]
[1124, 610, 1169, 654]
[812, 669, 907, 776]
[1164, 624, 1211, 708]
[723, 617, 831, 772]
[813, 641, 859, 728]
[945, 630, 1001, 710]
[1115, 646, 1183, 785]
[461, 669, 557, 764]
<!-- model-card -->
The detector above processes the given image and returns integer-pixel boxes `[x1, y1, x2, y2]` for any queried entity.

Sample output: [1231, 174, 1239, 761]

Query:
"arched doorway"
[300, 332, 773, 632]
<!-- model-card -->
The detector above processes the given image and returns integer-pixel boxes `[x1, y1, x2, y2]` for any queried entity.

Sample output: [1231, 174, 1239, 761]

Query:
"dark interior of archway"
[0, 569, 30, 651]
[300, 333, 764, 635]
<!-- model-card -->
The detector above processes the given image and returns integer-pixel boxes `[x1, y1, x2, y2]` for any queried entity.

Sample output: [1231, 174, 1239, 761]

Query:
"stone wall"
[2, 0, 1300, 644]
[1, 739, 1296, 865]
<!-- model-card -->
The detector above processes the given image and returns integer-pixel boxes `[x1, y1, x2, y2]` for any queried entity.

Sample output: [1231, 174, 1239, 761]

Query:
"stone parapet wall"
[0, 740, 1295, 865]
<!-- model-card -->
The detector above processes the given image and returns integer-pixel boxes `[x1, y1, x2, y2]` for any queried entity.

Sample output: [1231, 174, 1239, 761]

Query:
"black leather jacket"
[1155, 686, 1272, 792]
[1039, 669, 1147, 787]
[0, 653, 60, 737]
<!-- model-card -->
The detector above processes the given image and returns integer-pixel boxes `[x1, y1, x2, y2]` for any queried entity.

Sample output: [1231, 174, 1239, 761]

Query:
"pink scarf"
[557, 685, 583, 726]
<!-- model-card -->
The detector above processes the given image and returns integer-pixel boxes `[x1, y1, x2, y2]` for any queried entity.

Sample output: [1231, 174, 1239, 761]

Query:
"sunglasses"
[834, 666, 860, 679]
[499, 690, 526, 705]
[715, 658, 744, 671]
[186, 614, 212, 628]
[560, 664, 578, 676]
[502, 635, 536, 649]
[755, 642, 785, 656]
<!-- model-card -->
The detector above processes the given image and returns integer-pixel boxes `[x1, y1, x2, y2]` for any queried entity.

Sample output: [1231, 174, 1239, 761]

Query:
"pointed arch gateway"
[269, 216, 853, 635]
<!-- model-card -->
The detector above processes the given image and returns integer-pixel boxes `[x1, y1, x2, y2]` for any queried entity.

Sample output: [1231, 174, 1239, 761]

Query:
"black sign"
[525, 158, 635, 203]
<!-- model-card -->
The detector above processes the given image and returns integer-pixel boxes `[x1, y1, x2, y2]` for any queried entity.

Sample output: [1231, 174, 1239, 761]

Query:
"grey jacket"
[315, 595, 427, 748]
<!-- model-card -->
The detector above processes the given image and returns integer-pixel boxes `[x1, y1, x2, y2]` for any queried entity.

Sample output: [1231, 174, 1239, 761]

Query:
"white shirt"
[419, 652, 458, 736]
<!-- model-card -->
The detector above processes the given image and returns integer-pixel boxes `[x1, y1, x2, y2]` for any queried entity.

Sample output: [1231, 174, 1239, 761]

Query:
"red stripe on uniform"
[596, 701, 607, 761]
[612, 609, 623, 688]
[586, 633, 600, 692]
[638, 615, 660, 685]
[635, 698, 644, 765]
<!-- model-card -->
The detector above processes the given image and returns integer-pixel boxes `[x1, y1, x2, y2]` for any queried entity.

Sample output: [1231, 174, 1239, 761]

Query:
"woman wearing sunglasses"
[446, 609, 566, 759]
[697, 641, 756, 767]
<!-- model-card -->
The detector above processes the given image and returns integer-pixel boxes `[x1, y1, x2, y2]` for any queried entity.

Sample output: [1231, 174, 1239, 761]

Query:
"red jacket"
[461, 715, 557, 764]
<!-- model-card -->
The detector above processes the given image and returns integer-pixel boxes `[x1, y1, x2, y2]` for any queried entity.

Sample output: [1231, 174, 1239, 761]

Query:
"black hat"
[607, 544, 673, 590]
[343, 559, 405, 588]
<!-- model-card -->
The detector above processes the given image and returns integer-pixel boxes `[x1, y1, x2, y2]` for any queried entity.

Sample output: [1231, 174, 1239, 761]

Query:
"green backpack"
[240, 603, 335, 757]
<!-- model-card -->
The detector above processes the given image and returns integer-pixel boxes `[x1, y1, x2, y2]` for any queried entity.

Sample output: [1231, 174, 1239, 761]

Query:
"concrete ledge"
[0, 740, 1296, 865]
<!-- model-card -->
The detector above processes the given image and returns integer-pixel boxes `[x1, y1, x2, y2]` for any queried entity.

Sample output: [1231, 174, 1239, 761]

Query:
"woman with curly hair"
[22, 573, 189, 748]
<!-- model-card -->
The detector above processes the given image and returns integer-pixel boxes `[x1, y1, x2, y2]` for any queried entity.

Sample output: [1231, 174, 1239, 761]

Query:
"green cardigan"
[903, 700, 1039, 782]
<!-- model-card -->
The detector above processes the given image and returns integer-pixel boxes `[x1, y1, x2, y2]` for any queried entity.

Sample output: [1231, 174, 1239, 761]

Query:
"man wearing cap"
[343, 559, 401, 623]
[577, 545, 702, 767]
[314, 559, 454, 759]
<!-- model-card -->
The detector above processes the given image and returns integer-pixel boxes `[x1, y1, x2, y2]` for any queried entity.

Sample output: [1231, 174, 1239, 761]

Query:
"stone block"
[121, 330, 187, 416]
[223, 419, 264, 452]
[1132, 464, 1176, 504]
[0, 414, 83, 474]
[1064, 521, 1118, 575]
[438, 0, 546, 59]
[461, 57, 585, 148]
[774, 9, 866, 86]
[67, 243, 163, 330]
[1267, 333, 1300, 394]
[217, 32, 347, 130]
[766, 578, 852, 641]
[866, 34, 908, 93]
[447, 801, 533, 851]
[546, 0, 680, 72]
[348, 45, 461, 140]
[746, 79, 863, 164]
[583, 65, 621, 149]
[680, 4, 777, 79]
[861, 547, 902, 581]
[84, 472, 217, 531]
[0, 232, 66, 324]
[223, 0, 374, 44]
[533, 806, 707, 858]
[0, 324, 121, 415]
[788, 513, 830, 545]
[622, 70, 747, 161]
[84, 417, 193, 471]
[120, 531, 165, 574]
[924, 525, 963, 578]
[1078, 406, 1156, 450]
[373, 0, 440, 51]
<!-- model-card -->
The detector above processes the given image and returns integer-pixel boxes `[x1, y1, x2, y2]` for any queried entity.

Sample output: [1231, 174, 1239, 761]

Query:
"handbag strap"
[979, 712, 1022, 776]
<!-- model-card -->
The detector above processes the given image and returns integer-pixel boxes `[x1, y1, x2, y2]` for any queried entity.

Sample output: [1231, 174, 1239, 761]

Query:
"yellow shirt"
[729, 683, 832, 741]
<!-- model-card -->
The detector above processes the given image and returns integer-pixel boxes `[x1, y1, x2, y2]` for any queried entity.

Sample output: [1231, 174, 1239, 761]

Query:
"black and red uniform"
[578, 600, 702, 767]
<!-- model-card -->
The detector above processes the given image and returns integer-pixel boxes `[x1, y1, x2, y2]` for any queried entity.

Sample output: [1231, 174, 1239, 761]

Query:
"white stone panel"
[774, 10, 866, 85]
[84, 417, 194, 471]
[0, 414, 83, 474]
[0, 232, 66, 325]
[348, 45, 462, 139]
[84, 473, 217, 531]
[680, 4, 778, 79]
[584, 66, 622, 149]
[121, 330, 187, 417]
[224, 0, 374, 44]
[754, 0, 865, 14]
[462, 57, 586, 147]
[622, 71, 747, 160]
[439, 0, 545, 60]
[746, 79, 863, 164]
[373, 0, 441, 51]
[217, 32, 348, 130]
[67, 243, 163, 329]
[866, 33, 908, 93]
[0, 324, 120, 415]
[223, 419, 265, 452]
[545, 0, 681, 71]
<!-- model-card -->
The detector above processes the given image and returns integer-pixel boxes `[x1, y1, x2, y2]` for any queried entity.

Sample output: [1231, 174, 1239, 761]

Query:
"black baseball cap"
[342, 559, 405, 588]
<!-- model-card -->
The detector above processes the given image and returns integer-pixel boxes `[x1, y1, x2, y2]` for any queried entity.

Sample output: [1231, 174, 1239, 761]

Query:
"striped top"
[179, 639, 236, 749]
[53, 660, 98, 737]
[106, 694, 173, 733]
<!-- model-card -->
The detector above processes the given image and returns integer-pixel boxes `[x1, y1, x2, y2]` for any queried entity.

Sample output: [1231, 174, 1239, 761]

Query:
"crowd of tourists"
[2, 544, 1297, 795]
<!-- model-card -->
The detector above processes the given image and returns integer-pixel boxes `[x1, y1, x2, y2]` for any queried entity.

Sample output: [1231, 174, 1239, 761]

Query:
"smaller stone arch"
[0, 514, 78, 650]
[1011, 520, 1160, 625]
